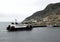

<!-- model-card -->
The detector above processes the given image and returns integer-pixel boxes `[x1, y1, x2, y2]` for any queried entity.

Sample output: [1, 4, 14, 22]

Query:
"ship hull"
[7, 25, 33, 31]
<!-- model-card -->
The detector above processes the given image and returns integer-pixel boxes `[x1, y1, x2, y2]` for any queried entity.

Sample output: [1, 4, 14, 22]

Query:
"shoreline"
[32, 25, 60, 28]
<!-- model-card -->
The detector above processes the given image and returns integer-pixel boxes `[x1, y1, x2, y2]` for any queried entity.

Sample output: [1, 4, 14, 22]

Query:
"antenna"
[15, 19, 17, 23]
[15, 19, 18, 24]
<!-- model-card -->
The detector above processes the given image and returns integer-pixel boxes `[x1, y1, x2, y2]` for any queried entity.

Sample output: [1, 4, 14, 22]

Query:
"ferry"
[7, 19, 32, 31]
[7, 22, 33, 31]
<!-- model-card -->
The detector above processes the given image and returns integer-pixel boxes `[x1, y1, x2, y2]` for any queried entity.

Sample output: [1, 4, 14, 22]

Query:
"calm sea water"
[0, 22, 60, 42]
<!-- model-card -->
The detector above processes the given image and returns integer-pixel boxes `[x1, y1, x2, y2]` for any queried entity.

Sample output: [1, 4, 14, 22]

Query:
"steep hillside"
[22, 2, 60, 26]
[23, 3, 60, 21]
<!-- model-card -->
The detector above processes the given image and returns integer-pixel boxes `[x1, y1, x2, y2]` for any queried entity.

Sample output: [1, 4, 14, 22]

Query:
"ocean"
[0, 22, 60, 42]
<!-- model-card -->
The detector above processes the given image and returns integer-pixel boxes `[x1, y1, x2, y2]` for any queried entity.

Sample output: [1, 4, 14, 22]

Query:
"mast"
[15, 19, 18, 24]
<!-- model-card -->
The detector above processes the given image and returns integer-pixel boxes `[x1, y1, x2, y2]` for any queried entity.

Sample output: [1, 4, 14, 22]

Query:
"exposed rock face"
[22, 2, 60, 26]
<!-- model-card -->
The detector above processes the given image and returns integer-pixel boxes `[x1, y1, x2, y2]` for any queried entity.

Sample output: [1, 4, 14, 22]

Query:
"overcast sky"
[0, 0, 60, 22]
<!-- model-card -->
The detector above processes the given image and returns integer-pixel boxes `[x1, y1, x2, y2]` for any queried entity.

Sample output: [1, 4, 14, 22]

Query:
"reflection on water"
[0, 22, 60, 42]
